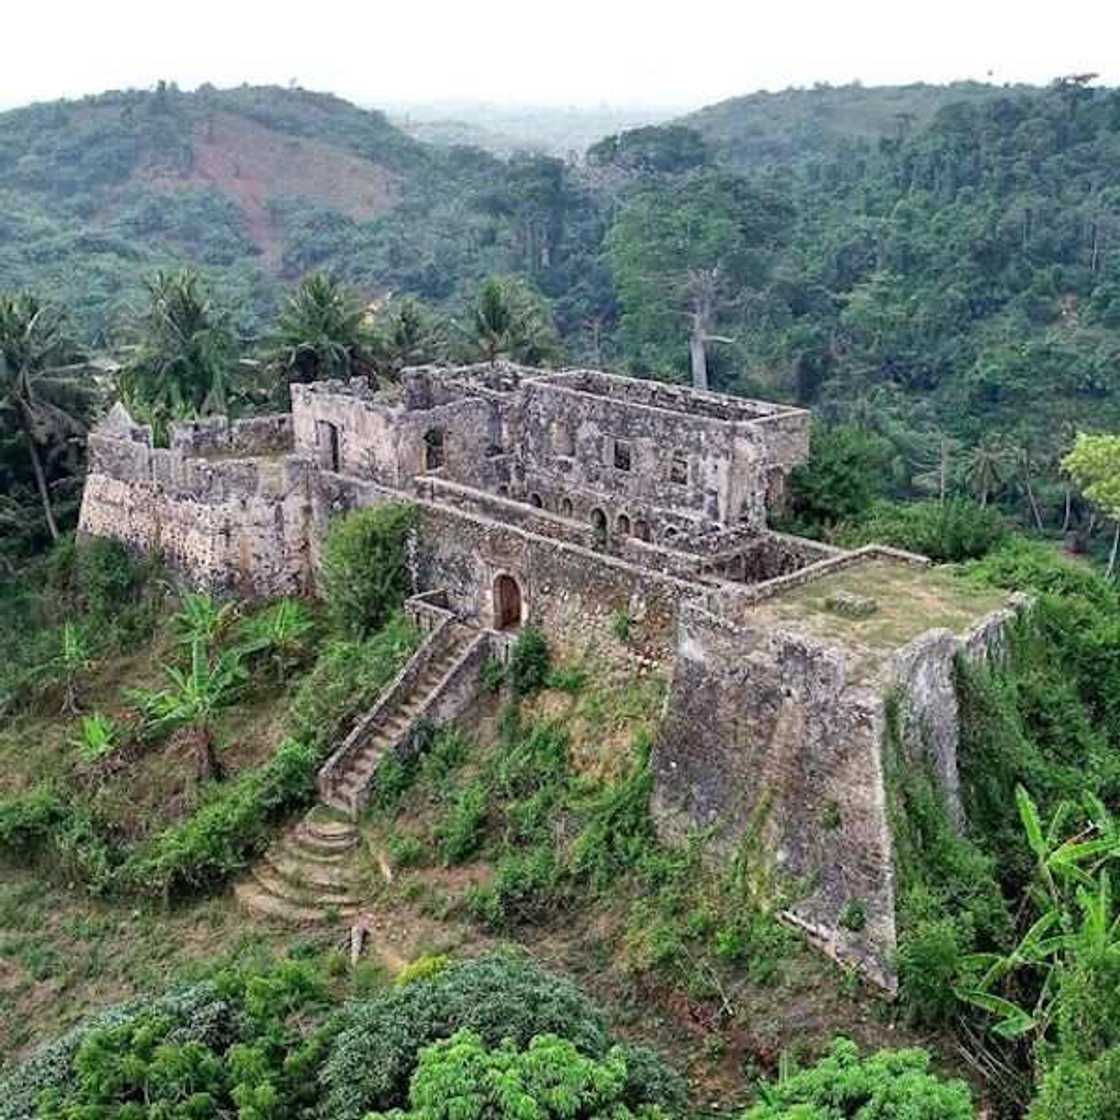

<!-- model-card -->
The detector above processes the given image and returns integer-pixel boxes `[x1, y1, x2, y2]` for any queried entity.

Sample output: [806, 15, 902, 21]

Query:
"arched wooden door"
[493, 574, 523, 631]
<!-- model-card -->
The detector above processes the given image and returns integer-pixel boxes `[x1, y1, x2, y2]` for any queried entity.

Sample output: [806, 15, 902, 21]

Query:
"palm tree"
[962, 435, 1010, 508]
[0, 292, 89, 540]
[118, 270, 236, 444]
[269, 272, 375, 388]
[369, 295, 447, 377]
[459, 277, 561, 367]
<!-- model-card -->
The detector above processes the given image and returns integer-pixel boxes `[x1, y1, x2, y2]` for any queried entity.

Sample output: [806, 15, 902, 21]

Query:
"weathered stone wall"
[651, 600, 895, 985]
[309, 472, 708, 662]
[651, 586, 1018, 989]
[170, 414, 294, 458]
[80, 421, 312, 597]
[516, 372, 809, 533]
[290, 379, 506, 493]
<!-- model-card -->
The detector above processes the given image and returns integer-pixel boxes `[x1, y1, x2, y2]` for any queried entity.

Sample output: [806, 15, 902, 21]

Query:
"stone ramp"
[233, 814, 363, 925]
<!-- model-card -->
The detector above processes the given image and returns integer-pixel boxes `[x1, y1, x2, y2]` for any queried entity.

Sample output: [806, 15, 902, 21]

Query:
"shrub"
[840, 498, 1007, 562]
[786, 423, 894, 533]
[393, 953, 452, 988]
[744, 1037, 974, 1119]
[508, 627, 551, 697]
[0, 787, 67, 852]
[287, 612, 419, 750]
[364, 1030, 663, 1120]
[0, 960, 330, 1120]
[320, 952, 612, 1120]
[73, 536, 139, 619]
[436, 781, 489, 866]
[320, 503, 417, 639]
[121, 737, 319, 897]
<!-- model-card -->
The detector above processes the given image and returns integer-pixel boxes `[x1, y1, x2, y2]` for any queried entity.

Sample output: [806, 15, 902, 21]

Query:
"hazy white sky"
[6, 0, 1119, 111]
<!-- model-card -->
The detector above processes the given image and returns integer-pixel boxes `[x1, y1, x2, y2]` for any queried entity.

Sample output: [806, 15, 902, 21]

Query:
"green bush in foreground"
[321, 951, 677, 1120]
[364, 1029, 665, 1120]
[0, 951, 685, 1120]
[744, 1038, 974, 1119]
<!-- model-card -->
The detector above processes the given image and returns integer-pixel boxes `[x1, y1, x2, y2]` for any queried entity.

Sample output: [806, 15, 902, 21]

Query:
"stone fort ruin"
[79, 363, 1015, 988]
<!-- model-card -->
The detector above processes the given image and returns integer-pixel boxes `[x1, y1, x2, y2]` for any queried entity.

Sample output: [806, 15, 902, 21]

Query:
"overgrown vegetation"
[0, 525, 418, 902]
[0, 949, 690, 1120]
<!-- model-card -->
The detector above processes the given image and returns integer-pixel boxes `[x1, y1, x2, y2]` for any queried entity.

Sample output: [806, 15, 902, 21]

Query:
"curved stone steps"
[290, 821, 358, 856]
[233, 881, 362, 925]
[235, 815, 364, 926]
[250, 863, 361, 908]
[260, 851, 355, 893]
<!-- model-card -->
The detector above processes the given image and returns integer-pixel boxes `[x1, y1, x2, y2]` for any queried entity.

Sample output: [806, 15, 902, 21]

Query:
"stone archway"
[493, 573, 523, 631]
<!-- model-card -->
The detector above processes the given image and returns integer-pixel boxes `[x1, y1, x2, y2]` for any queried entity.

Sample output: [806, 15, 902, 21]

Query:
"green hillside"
[0, 84, 520, 338]
[681, 80, 1029, 169]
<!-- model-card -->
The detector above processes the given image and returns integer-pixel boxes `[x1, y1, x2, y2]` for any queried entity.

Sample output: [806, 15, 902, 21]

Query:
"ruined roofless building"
[79, 363, 1016, 989]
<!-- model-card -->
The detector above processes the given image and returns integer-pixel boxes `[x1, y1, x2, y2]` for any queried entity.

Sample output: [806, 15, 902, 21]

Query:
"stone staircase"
[233, 813, 363, 924]
[317, 619, 481, 818]
[235, 594, 494, 927]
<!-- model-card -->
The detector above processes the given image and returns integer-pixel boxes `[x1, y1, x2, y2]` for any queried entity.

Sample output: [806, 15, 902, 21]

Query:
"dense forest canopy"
[6, 77, 1120, 561]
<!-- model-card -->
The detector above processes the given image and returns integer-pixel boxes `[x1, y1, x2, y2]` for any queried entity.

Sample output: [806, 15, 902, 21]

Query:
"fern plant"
[71, 712, 118, 762]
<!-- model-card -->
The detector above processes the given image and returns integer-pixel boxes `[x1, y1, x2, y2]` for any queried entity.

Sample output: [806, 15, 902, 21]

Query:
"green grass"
[752, 559, 1009, 681]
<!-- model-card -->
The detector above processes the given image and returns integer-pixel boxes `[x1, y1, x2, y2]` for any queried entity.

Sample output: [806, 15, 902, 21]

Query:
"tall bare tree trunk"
[22, 421, 58, 541]
[1109, 521, 1120, 579]
[1024, 475, 1044, 532]
[689, 316, 709, 391]
[1062, 487, 1073, 533]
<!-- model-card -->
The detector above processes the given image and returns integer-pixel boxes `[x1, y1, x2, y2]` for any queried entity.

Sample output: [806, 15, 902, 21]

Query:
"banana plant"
[171, 592, 239, 650]
[128, 639, 245, 780]
[234, 598, 315, 680]
[957, 785, 1120, 1040]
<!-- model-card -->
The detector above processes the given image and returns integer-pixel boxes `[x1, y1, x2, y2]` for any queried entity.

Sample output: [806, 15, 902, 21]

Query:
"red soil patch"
[141, 112, 399, 268]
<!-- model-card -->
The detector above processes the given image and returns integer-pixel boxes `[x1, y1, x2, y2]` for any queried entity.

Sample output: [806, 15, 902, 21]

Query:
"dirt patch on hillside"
[141, 112, 400, 268]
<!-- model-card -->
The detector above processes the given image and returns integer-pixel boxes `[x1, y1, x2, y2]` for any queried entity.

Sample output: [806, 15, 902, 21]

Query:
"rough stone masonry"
[79, 363, 1015, 988]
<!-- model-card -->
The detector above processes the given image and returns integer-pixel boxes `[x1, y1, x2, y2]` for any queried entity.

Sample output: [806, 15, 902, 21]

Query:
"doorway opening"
[316, 420, 340, 472]
[493, 574, 523, 631]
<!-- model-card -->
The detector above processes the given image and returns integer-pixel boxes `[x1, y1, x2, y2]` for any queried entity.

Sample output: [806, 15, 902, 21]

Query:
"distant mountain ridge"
[679, 80, 1041, 169]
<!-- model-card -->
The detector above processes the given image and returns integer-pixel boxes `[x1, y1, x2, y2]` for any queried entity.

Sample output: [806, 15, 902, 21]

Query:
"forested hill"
[679, 81, 1030, 170]
[8, 78, 1120, 543]
[0, 84, 517, 338]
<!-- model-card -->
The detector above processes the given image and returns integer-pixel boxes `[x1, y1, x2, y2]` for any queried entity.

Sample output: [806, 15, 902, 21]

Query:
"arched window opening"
[634, 519, 651, 542]
[591, 508, 608, 546]
[560, 497, 573, 518]
[669, 453, 689, 485]
[617, 514, 631, 537]
[423, 428, 445, 472]
[529, 492, 544, 509]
